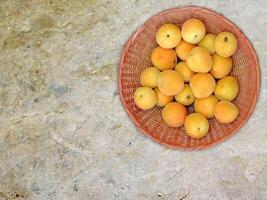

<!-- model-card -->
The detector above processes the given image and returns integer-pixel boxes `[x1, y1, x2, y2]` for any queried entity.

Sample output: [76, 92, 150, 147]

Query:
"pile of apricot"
[134, 18, 239, 139]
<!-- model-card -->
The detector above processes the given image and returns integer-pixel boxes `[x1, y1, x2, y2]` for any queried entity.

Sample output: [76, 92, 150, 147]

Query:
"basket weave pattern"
[119, 7, 260, 150]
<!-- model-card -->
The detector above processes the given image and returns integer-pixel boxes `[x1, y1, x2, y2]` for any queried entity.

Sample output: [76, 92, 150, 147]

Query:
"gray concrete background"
[0, 0, 266, 199]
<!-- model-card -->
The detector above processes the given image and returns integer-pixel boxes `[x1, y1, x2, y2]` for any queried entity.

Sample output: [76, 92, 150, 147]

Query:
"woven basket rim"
[118, 6, 261, 150]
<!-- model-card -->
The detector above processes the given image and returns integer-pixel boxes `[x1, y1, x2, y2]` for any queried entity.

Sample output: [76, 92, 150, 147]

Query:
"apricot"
[184, 113, 209, 139]
[214, 100, 239, 124]
[156, 23, 181, 49]
[198, 33, 216, 54]
[140, 67, 160, 88]
[175, 40, 196, 60]
[158, 70, 184, 96]
[186, 47, 212, 73]
[134, 87, 157, 110]
[175, 62, 195, 82]
[214, 32, 237, 57]
[194, 95, 218, 119]
[162, 102, 187, 128]
[175, 84, 195, 106]
[189, 73, 216, 98]
[214, 76, 239, 101]
[210, 54, 233, 79]
[151, 47, 177, 70]
[154, 87, 174, 107]
[181, 18, 206, 44]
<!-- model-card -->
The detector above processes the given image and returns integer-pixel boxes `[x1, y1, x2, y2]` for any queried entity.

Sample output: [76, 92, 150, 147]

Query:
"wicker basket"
[118, 6, 260, 150]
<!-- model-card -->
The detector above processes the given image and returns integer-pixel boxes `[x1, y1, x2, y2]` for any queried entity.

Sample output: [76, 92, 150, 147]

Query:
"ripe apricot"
[154, 87, 174, 107]
[175, 40, 196, 60]
[214, 76, 239, 101]
[194, 95, 218, 119]
[214, 100, 239, 124]
[181, 18, 206, 44]
[162, 102, 187, 127]
[175, 62, 195, 82]
[175, 84, 195, 106]
[151, 47, 177, 70]
[140, 67, 160, 88]
[214, 32, 237, 57]
[186, 47, 212, 73]
[198, 33, 216, 54]
[158, 70, 184, 96]
[210, 54, 233, 79]
[156, 23, 181, 49]
[189, 73, 216, 98]
[134, 87, 157, 110]
[184, 113, 209, 139]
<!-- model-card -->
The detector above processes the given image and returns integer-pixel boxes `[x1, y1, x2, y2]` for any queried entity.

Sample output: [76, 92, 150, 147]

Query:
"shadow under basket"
[118, 6, 260, 150]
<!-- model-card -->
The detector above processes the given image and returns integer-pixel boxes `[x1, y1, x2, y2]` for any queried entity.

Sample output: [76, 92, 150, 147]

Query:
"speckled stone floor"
[0, 0, 266, 200]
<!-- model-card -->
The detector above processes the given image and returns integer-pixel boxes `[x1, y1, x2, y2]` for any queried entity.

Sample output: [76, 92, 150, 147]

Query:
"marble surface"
[0, 0, 266, 199]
